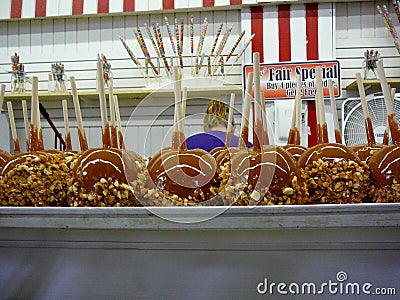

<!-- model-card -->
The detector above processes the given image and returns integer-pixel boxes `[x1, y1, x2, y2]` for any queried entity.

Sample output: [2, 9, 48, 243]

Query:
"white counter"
[1, 204, 399, 299]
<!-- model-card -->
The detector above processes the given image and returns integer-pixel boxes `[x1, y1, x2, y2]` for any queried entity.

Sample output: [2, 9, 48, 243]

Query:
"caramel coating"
[369, 145, 400, 189]
[0, 150, 12, 172]
[351, 144, 384, 162]
[147, 148, 218, 203]
[298, 143, 360, 168]
[68, 148, 146, 207]
[282, 144, 307, 161]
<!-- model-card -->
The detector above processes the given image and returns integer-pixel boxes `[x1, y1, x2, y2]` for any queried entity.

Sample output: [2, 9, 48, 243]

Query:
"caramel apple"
[298, 68, 370, 204]
[369, 145, 400, 202]
[145, 67, 219, 206]
[368, 60, 400, 203]
[0, 150, 11, 172]
[67, 62, 147, 207]
[68, 147, 145, 207]
[0, 150, 73, 206]
[0, 77, 73, 206]
[219, 54, 306, 206]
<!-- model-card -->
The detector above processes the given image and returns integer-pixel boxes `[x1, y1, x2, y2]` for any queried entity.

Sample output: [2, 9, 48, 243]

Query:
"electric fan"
[342, 93, 400, 146]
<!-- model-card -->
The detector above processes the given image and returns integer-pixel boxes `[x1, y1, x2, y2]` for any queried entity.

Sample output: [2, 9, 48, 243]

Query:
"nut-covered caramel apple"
[368, 60, 400, 203]
[67, 63, 147, 207]
[298, 67, 370, 204]
[146, 68, 219, 206]
[219, 54, 306, 206]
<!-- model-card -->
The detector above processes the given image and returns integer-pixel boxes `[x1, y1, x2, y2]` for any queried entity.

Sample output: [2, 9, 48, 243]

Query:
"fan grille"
[342, 95, 400, 146]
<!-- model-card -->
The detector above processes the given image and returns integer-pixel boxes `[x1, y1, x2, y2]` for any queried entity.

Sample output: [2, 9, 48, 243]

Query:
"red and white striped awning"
[1, 0, 257, 20]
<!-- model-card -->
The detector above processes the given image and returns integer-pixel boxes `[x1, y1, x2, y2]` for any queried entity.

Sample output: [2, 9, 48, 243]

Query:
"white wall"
[336, 1, 400, 98]
[0, 10, 246, 157]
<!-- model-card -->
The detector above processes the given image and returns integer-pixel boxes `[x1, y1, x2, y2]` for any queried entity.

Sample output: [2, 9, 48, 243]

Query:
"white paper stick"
[7, 101, 19, 150]
[62, 100, 70, 141]
[0, 84, 5, 112]
[356, 72, 371, 119]
[328, 79, 340, 134]
[315, 66, 326, 125]
[227, 93, 235, 133]
[172, 66, 182, 133]
[181, 87, 188, 132]
[97, 60, 109, 132]
[376, 60, 395, 116]
[114, 95, 123, 138]
[21, 100, 29, 146]
[295, 74, 302, 133]
[241, 72, 254, 136]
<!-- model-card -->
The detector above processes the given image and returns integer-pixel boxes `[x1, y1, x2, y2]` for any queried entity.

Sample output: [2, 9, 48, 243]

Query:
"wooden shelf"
[3, 86, 243, 102]
[345, 78, 400, 91]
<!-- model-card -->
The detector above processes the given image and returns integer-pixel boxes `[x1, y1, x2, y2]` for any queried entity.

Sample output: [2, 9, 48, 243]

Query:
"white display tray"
[1, 204, 399, 299]
[0, 203, 399, 230]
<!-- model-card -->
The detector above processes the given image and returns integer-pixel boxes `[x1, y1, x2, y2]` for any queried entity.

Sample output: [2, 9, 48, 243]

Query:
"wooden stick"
[315, 66, 328, 143]
[21, 100, 30, 151]
[108, 80, 118, 148]
[328, 79, 342, 144]
[294, 74, 302, 145]
[62, 99, 72, 151]
[227, 93, 235, 134]
[113, 95, 125, 149]
[253, 52, 263, 150]
[314, 92, 321, 144]
[36, 96, 44, 151]
[287, 99, 296, 144]
[97, 60, 111, 147]
[181, 87, 188, 132]
[260, 91, 269, 145]
[226, 93, 235, 146]
[7, 101, 20, 153]
[172, 66, 184, 150]
[356, 72, 376, 145]
[0, 84, 5, 112]
[376, 59, 400, 144]
[70, 76, 88, 151]
[383, 87, 397, 145]
[30, 76, 39, 151]
[239, 72, 254, 149]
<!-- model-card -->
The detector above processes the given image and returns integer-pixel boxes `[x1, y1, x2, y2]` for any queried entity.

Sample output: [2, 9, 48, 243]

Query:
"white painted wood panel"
[83, 0, 98, 15]
[109, 0, 124, 14]
[335, 2, 348, 40]
[58, 0, 73, 17]
[29, 19, 42, 59]
[54, 19, 66, 61]
[46, 0, 60, 17]
[318, 3, 334, 60]
[149, 0, 163, 11]
[21, 0, 36, 19]
[188, 0, 203, 9]
[240, 7, 252, 65]
[18, 20, 31, 59]
[360, 2, 375, 38]
[263, 6, 279, 63]
[290, 5, 307, 61]
[135, 0, 148, 12]
[0, 0, 11, 20]
[175, 0, 188, 10]
[336, 1, 400, 97]
[215, 0, 230, 7]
